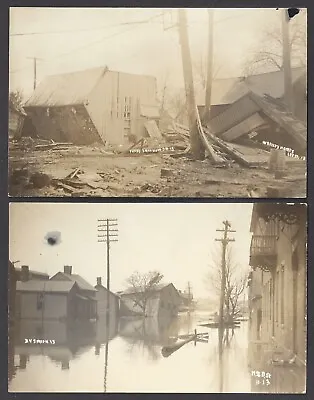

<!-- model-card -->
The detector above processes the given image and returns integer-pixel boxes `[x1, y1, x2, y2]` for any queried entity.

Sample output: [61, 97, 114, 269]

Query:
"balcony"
[249, 235, 277, 271]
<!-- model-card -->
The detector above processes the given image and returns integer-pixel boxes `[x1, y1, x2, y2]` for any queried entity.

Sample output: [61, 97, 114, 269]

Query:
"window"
[37, 293, 44, 310]
[123, 97, 131, 119]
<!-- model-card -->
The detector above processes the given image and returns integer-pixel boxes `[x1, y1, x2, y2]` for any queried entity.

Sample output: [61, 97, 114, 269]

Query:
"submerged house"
[248, 203, 307, 369]
[24, 67, 160, 146]
[119, 283, 182, 318]
[8, 261, 17, 328]
[50, 266, 97, 320]
[15, 279, 79, 320]
[95, 276, 120, 321]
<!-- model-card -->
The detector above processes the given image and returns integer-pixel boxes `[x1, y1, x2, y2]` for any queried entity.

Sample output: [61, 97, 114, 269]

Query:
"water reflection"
[8, 312, 305, 393]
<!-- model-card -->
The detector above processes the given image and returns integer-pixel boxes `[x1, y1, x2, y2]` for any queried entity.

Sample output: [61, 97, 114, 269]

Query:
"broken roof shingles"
[196, 67, 306, 106]
[25, 67, 107, 108]
[16, 280, 75, 293]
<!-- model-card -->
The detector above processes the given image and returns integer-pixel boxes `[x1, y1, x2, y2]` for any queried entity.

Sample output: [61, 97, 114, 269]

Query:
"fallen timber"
[195, 107, 225, 165]
[161, 330, 208, 358]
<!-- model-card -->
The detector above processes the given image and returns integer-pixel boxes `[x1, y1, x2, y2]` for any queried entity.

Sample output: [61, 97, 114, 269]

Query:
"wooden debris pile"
[9, 137, 73, 152]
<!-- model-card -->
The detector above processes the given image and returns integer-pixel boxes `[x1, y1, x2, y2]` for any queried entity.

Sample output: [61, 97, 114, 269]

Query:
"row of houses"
[248, 203, 307, 369]
[9, 66, 307, 149]
[8, 263, 186, 322]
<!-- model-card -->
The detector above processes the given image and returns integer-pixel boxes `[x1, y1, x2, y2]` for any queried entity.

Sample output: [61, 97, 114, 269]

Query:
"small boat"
[198, 321, 241, 329]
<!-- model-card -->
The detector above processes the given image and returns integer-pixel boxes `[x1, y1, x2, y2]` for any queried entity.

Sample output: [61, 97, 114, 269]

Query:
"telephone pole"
[215, 220, 236, 327]
[187, 281, 192, 307]
[281, 8, 294, 113]
[177, 9, 205, 160]
[204, 8, 214, 122]
[26, 57, 43, 91]
[97, 218, 118, 319]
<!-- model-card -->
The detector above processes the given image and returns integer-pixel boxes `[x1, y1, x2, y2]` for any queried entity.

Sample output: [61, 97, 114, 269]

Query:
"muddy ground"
[8, 146, 306, 198]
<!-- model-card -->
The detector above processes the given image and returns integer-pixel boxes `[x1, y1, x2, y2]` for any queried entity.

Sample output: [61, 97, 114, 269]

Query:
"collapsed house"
[204, 90, 307, 156]
[196, 67, 307, 123]
[163, 67, 307, 167]
[23, 67, 160, 146]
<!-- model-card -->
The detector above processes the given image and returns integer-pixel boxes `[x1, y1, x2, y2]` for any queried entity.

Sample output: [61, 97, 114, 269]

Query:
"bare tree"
[243, 10, 307, 75]
[9, 89, 24, 109]
[125, 270, 164, 317]
[193, 55, 223, 90]
[204, 246, 248, 322]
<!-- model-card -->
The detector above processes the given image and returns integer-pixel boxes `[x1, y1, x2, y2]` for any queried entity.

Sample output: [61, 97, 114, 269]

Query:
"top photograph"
[8, 7, 307, 198]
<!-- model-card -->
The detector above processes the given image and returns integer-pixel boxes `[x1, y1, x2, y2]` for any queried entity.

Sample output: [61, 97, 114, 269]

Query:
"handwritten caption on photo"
[262, 141, 306, 161]
[24, 338, 56, 344]
[251, 370, 271, 386]
[129, 146, 175, 154]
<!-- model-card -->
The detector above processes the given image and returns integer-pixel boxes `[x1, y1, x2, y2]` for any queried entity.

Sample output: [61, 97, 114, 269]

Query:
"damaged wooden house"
[23, 66, 161, 146]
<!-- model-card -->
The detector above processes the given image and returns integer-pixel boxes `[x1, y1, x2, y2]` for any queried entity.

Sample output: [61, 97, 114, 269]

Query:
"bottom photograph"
[8, 202, 306, 393]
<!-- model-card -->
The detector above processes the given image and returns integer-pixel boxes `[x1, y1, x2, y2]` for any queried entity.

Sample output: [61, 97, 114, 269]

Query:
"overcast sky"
[10, 202, 253, 298]
[9, 7, 288, 99]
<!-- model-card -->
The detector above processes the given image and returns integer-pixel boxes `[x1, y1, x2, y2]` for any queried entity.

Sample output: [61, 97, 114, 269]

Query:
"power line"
[9, 17, 165, 37]
[9, 13, 163, 75]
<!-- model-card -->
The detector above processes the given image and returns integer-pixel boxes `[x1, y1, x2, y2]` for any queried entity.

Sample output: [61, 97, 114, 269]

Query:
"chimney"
[21, 265, 29, 282]
[64, 265, 72, 275]
[97, 277, 102, 286]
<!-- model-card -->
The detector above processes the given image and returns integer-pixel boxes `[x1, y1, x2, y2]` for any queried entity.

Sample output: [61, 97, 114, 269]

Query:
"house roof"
[25, 67, 108, 108]
[94, 284, 119, 297]
[196, 67, 306, 106]
[14, 267, 49, 279]
[16, 280, 75, 293]
[120, 283, 178, 296]
[51, 272, 97, 292]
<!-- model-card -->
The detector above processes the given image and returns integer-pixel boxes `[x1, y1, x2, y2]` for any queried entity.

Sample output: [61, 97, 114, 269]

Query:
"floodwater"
[8, 312, 305, 393]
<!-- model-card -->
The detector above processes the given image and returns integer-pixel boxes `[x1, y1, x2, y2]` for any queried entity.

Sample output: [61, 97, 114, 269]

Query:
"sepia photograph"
[8, 202, 307, 393]
[8, 7, 307, 198]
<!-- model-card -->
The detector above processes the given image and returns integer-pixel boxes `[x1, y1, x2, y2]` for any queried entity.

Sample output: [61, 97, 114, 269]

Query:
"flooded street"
[8, 311, 305, 393]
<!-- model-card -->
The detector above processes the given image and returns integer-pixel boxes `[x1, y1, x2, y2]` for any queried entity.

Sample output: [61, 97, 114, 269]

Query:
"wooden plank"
[203, 127, 252, 167]
[220, 112, 266, 142]
[207, 94, 261, 135]
[144, 120, 163, 139]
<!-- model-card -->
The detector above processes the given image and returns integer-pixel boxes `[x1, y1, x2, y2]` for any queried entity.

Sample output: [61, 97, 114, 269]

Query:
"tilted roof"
[25, 67, 108, 108]
[16, 280, 75, 293]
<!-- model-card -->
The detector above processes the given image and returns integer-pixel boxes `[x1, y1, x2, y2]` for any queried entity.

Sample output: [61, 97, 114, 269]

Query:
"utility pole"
[97, 219, 118, 319]
[177, 9, 205, 160]
[26, 57, 43, 91]
[281, 8, 294, 113]
[204, 8, 214, 123]
[97, 218, 118, 393]
[215, 220, 236, 328]
[187, 281, 192, 307]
